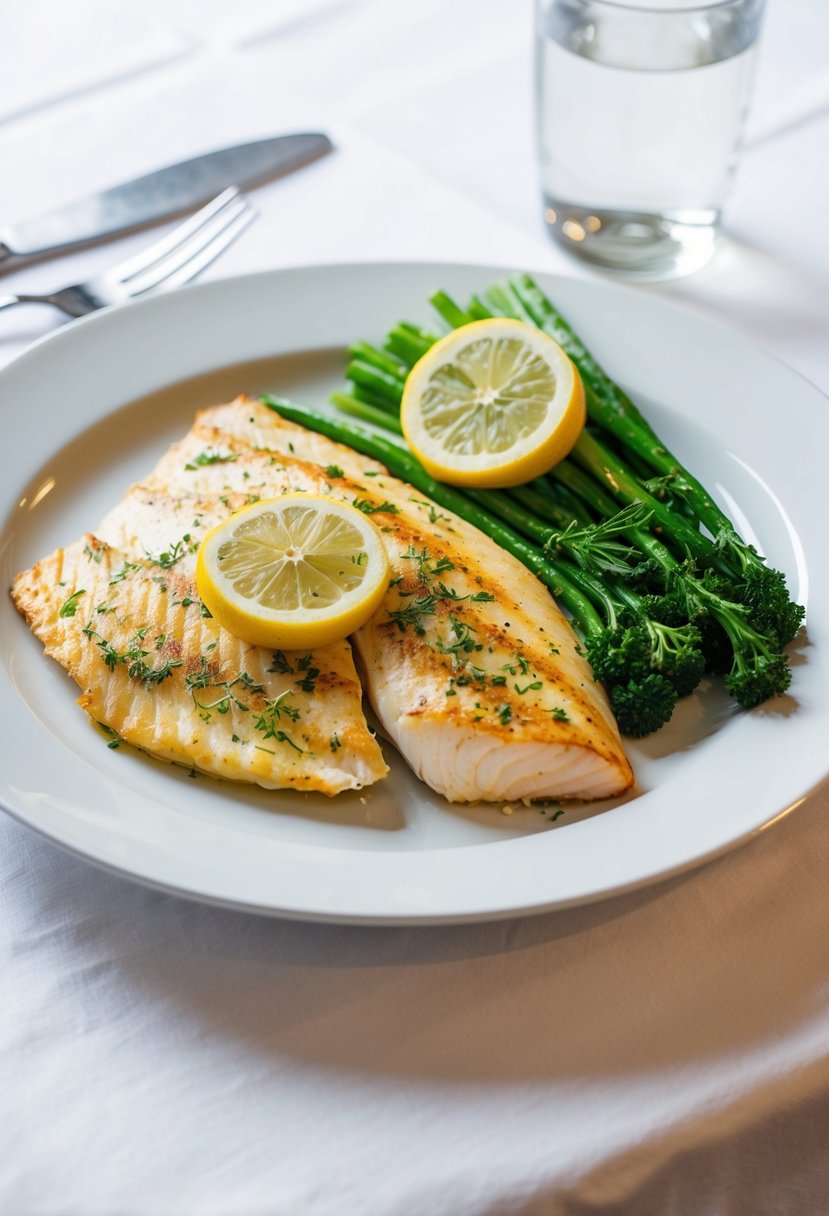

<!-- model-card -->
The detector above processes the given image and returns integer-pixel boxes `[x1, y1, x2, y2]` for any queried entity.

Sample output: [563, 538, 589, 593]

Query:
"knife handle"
[0, 240, 15, 270]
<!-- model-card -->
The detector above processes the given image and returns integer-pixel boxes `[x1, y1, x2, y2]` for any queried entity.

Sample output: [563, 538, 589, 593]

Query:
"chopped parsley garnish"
[396, 550, 491, 610]
[184, 449, 238, 470]
[99, 640, 120, 672]
[133, 659, 179, 687]
[172, 594, 211, 618]
[267, 651, 292, 675]
[184, 659, 265, 721]
[387, 550, 492, 636]
[83, 543, 103, 564]
[126, 645, 182, 687]
[549, 707, 570, 722]
[253, 693, 304, 752]
[409, 497, 448, 525]
[329, 734, 341, 752]
[295, 655, 320, 694]
[436, 582, 466, 602]
[84, 624, 182, 686]
[325, 465, 344, 479]
[501, 653, 531, 677]
[436, 616, 480, 658]
[256, 689, 300, 724]
[184, 661, 214, 692]
[144, 534, 197, 570]
[388, 592, 439, 636]
[399, 546, 455, 582]
[498, 703, 513, 725]
[98, 723, 123, 750]
[429, 555, 456, 576]
[81, 627, 122, 672]
[59, 589, 86, 618]
[352, 497, 399, 515]
[108, 559, 141, 586]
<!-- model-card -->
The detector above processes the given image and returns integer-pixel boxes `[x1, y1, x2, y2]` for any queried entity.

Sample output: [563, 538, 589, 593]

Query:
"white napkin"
[748, 0, 829, 143]
[0, 1, 192, 125]
[3, 791, 828, 1215]
[138, 0, 358, 48]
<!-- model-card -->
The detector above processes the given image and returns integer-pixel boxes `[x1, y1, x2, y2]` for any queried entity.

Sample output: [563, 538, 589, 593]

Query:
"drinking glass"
[534, 0, 765, 279]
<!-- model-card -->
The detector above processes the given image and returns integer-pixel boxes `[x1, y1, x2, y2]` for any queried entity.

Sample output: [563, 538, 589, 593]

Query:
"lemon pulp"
[217, 505, 370, 609]
[402, 318, 585, 488]
[196, 495, 390, 649]
[420, 335, 556, 454]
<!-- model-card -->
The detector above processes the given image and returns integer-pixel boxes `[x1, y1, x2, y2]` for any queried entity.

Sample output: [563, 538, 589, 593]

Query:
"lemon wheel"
[196, 495, 390, 649]
[401, 317, 585, 488]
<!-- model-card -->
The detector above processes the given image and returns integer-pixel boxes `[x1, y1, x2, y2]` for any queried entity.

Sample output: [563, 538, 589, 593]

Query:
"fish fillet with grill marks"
[11, 535, 387, 795]
[99, 396, 633, 803]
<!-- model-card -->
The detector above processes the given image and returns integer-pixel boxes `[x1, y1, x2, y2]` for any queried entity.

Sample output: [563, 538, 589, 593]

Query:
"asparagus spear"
[313, 273, 801, 711]
[364, 276, 803, 643]
[341, 349, 716, 562]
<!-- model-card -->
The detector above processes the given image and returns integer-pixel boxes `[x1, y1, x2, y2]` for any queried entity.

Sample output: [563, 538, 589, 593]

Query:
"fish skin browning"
[129, 398, 633, 803]
[11, 536, 387, 796]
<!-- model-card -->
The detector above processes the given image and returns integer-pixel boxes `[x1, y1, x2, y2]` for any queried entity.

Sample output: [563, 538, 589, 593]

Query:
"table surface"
[2, 2, 828, 1213]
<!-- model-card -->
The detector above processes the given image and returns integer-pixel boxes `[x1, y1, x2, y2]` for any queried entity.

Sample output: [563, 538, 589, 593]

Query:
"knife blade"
[0, 132, 332, 271]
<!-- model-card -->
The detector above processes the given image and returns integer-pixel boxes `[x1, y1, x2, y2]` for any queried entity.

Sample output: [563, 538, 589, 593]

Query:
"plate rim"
[1, 259, 826, 923]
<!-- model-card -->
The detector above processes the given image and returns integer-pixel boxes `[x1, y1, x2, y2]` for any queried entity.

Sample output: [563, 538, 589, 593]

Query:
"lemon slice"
[196, 495, 390, 649]
[401, 317, 585, 488]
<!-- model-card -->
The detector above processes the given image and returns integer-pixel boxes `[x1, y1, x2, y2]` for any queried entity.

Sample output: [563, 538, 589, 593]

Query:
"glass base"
[542, 198, 720, 281]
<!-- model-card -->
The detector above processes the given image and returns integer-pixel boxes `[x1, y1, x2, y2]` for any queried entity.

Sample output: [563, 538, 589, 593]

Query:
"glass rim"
[561, 0, 755, 13]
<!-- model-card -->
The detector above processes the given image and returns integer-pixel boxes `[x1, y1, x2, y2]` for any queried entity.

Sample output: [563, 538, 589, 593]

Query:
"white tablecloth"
[2, 2, 828, 1212]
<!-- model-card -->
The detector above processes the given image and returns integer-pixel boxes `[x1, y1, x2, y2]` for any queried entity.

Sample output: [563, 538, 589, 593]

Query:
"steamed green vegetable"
[261, 273, 803, 734]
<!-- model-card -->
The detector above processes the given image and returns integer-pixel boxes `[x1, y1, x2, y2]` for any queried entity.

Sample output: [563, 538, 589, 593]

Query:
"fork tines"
[112, 188, 255, 296]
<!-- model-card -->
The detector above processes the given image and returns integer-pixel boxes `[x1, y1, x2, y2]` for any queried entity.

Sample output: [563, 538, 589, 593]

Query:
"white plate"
[1, 263, 826, 923]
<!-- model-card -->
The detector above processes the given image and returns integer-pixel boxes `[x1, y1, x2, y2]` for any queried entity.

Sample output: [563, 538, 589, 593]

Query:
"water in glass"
[535, 0, 765, 278]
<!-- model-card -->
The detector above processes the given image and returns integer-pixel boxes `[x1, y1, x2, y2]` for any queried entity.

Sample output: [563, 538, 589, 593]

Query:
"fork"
[0, 188, 255, 318]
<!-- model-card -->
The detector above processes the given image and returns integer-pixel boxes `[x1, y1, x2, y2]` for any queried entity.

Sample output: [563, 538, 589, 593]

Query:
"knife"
[0, 132, 332, 272]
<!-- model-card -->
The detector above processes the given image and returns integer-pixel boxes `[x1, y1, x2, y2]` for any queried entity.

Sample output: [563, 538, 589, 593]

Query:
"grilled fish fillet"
[11, 536, 387, 795]
[109, 396, 633, 803]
